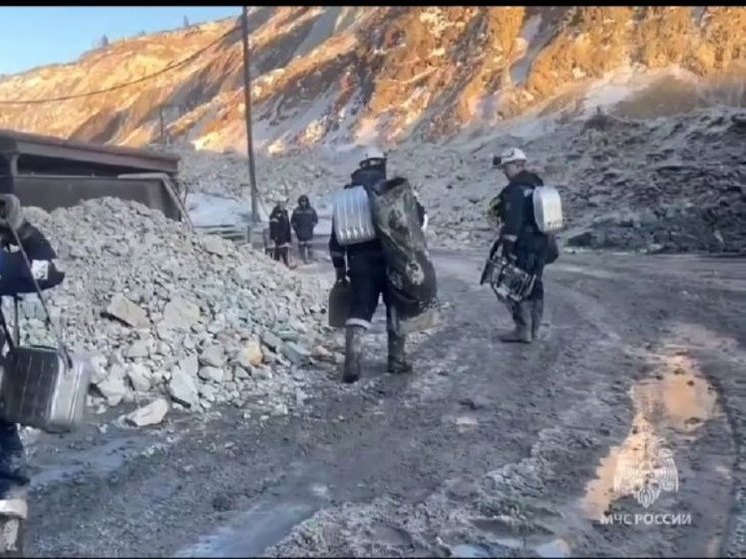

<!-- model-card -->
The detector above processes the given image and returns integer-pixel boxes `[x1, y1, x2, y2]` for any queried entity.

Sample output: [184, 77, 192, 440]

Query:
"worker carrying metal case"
[0, 196, 91, 435]
[331, 178, 439, 335]
[329, 147, 436, 384]
[0, 194, 92, 556]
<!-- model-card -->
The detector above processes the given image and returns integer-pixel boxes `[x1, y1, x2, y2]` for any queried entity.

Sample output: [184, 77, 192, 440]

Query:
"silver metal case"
[483, 256, 536, 303]
[0, 346, 91, 434]
[332, 186, 377, 246]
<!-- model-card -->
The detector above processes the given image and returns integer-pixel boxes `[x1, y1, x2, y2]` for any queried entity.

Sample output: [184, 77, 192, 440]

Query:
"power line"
[0, 22, 241, 106]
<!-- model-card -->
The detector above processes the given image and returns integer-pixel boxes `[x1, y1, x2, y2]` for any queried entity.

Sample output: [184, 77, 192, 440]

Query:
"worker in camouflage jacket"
[329, 148, 427, 383]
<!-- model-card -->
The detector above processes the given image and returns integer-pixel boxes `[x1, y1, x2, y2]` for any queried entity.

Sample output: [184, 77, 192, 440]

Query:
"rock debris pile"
[173, 107, 745, 256]
[12, 198, 333, 415]
[176, 145, 349, 202]
[560, 111, 746, 253]
[389, 108, 746, 254]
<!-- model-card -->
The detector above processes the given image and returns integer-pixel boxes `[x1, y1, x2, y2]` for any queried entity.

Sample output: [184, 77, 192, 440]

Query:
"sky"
[0, 6, 242, 76]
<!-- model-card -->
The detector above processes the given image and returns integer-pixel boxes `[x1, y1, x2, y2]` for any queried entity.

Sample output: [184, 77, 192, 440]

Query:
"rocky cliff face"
[0, 6, 743, 152]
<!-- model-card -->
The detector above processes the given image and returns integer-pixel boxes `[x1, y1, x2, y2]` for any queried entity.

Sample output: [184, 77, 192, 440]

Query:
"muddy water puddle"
[175, 476, 332, 558]
[176, 499, 321, 558]
[478, 347, 738, 557]
[570, 349, 735, 556]
[452, 516, 573, 558]
[29, 435, 155, 488]
[581, 353, 723, 521]
[451, 535, 572, 558]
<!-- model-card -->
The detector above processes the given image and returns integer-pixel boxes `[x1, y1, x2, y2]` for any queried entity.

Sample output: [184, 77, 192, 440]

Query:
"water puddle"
[29, 436, 152, 488]
[581, 353, 721, 521]
[451, 536, 571, 558]
[176, 482, 329, 557]
[534, 538, 572, 558]
[553, 344, 738, 556]
[455, 415, 479, 433]
[465, 517, 572, 558]
[177, 500, 319, 558]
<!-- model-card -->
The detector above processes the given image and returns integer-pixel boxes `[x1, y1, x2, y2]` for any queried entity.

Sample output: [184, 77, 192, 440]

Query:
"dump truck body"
[0, 129, 184, 220]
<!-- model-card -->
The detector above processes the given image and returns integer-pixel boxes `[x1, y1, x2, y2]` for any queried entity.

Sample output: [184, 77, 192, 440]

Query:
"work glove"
[501, 238, 517, 261]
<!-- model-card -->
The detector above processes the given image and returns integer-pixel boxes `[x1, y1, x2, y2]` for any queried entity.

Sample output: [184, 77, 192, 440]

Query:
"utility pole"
[159, 107, 165, 144]
[241, 7, 260, 223]
[158, 104, 184, 145]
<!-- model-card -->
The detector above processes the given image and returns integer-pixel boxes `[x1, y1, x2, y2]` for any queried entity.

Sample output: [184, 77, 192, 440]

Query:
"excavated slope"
[0, 6, 743, 151]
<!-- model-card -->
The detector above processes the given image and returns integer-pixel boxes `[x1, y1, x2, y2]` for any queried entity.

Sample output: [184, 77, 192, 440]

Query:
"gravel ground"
[17, 249, 746, 558]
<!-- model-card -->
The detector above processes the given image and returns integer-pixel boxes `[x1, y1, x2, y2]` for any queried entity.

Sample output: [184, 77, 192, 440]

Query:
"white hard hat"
[361, 146, 386, 162]
[497, 147, 527, 166]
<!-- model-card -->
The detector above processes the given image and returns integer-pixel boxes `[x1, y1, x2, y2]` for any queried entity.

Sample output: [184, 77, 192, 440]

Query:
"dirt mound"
[561, 109, 746, 253]
[18, 198, 330, 414]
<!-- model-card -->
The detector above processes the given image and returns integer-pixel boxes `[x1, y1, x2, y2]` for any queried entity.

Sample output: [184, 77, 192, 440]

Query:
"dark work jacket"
[0, 221, 65, 501]
[290, 205, 318, 241]
[498, 170, 549, 262]
[329, 167, 426, 276]
[0, 222, 65, 296]
[269, 206, 292, 246]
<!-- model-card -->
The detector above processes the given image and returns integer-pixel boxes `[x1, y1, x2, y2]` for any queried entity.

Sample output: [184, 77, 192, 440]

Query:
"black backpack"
[544, 234, 559, 265]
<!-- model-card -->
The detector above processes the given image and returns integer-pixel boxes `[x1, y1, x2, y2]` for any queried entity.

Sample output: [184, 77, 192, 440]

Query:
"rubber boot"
[0, 516, 24, 558]
[499, 301, 533, 343]
[387, 331, 412, 374]
[343, 325, 365, 383]
[531, 299, 544, 340]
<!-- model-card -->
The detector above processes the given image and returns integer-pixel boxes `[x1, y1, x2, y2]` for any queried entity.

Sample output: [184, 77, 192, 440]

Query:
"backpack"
[532, 186, 563, 234]
[545, 234, 559, 265]
[367, 177, 439, 335]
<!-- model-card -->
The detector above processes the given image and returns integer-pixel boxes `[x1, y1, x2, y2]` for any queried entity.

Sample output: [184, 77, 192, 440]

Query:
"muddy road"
[23, 249, 746, 558]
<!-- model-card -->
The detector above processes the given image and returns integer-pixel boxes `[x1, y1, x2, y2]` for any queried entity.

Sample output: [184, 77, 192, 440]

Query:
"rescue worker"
[329, 147, 427, 383]
[268, 196, 292, 267]
[492, 147, 548, 344]
[290, 195, 319, 264]
[0, 194, 65, 557]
